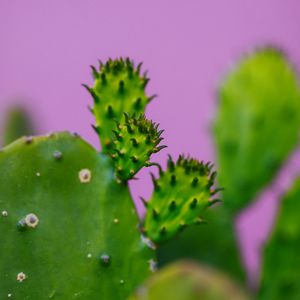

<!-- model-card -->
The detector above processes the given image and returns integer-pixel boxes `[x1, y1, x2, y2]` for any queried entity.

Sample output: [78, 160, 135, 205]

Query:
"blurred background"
[1, 0, 300, 287]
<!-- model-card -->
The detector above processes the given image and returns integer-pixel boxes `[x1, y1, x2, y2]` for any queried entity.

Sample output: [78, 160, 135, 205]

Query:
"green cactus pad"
[2, 107, 34, 147]
[84, 58, 155, 152]
[110, 114, 166, 181]
[129, 261, 251, 300]
[0, 132, 155, 299]
[214, 47, 300, 213]
[143, 155, 219, 244]
[259, 178, 300, 300]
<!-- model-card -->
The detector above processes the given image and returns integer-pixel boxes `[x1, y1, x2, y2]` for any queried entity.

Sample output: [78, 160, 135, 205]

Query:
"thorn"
[170, 174, 176, 186]
[148, 94, 158, 103]
[208, 199, 222, 207]
[112, 130, 122, 141]
[101, 73, 106, 83]
[136, 62, 143, 74]
[129, 169, 135, 176]
[119, 80, 125, 93]
[134, 97, 142, 109]
[98, 59, 104, 70]
[154, 145, 167, 153]
[167, 155, 175, 172]
[191, 177, 198, 187]
[131, 155, 139, 163]
[92, 124, 100, 134]
[169, 200, 176, 211]
[90, 65, 99, 79]
[130, 138, 138, 147]
[150, 172, 159, 190]
[152, 209, 159, 219]
[142, 78, 150, 88]
[107, 105, 114, 117]
[211, 187, 224, 196]
[140, 197, 148, 207]
[145, 162, 163, 175]
[157, 129, 164, 137]
[82, 84, 100, 103]
[190, 198, 197, 209]
[125, 124, 134, 134]
[123, 112, 130, 123]
[88, 106, 94, 114]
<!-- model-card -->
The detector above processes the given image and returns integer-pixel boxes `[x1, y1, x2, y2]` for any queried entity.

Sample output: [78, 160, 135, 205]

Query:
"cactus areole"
[0, 58, 219, 299]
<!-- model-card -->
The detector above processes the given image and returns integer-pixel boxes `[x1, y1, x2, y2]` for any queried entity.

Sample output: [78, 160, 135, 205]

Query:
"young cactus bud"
[111, 114, 166, 181]
[84, 58, 156, 152]
[142, 155, 220, 244]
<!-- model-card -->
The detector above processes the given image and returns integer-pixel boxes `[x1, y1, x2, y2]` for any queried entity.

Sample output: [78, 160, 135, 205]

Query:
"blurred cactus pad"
[130, 261, 252, 300]
[1, 106, 34, 147]
[158, 47, 300, 285]
[259, 178, 300, 299]
[0, 59, 219, 299]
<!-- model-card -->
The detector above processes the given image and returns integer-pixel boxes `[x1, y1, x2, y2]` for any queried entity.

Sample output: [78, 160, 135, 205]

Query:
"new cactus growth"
[84, 58, 156, 152]
[110, 113, 166, 181]
[259, 178, 300, 300]
[143, 156, 219, 244]
[130, 261, 251, 300]
[0, 58, 217, 299]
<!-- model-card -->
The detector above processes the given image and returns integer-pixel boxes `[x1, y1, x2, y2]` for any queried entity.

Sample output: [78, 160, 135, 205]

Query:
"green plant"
[158, 47, 300, 284]
[259, 178, 300, 299]
[1, 106, 34, 147]
[0, 59, 219, 299]
[130, 260, 252, 300]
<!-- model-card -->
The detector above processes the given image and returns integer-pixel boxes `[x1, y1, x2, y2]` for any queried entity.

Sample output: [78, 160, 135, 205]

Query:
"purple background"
[1, 0, 300, 285]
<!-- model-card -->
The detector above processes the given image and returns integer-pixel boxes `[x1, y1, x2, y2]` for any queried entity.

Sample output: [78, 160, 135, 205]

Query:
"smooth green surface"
[259, 178, 300, 300]
[129, 261, 251, 300]
[85, 58, 153, 152]
[214, 48, 300, 213]
[158, 206, 246, 282]
[2, 107, 34, 147]
[143, 156, 216, 244]
[0, 132, 155, 299]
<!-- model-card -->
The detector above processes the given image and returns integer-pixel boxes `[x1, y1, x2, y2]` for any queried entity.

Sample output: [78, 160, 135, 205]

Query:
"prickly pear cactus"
[1, 106, 34, 147]
[0, 133, 154, 299]
[215, 47, 300, 213]
[0, 58, 217, 299]
[129, 261, 252, 300]
[143, 156, 220, 244]
[84, 58, 156, 152]
[259, 178, 300, 300]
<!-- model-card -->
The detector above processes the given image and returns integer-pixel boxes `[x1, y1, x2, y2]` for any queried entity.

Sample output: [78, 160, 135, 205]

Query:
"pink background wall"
[1, 0, 300, 285]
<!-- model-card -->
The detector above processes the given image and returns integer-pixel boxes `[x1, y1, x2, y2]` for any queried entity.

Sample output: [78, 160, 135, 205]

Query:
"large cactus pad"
[0, 132, 155, 299]
[214, 48, 300, 213]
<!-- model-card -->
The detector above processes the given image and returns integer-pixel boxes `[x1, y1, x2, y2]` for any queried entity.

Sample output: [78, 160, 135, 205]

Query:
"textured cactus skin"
[110, 114, 166, 181]
[84, 59, 155, 152]
[129, 261, 251, 300]
[2, 107, 34, 147]
[259, 178, 300, 300]
[143, 156, 219, 244]
[215, 48, 300, 213]
[0, 132, 155, 299]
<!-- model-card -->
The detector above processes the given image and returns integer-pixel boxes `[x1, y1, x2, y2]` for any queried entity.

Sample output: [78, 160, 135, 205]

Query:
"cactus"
[1, 106, 34, 147]
[259, 178, 300, 300]
[215, 47, 300, 213]
[130, 261, 252, 300]
[158, 47, 300, 284]
[0, 59, 217, 299]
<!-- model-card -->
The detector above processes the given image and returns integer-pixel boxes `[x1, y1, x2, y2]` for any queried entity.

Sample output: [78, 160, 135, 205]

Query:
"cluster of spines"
[83, 58, 157, 152]
[110, 113, 166, 181]
[142, 155, 221, 244]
